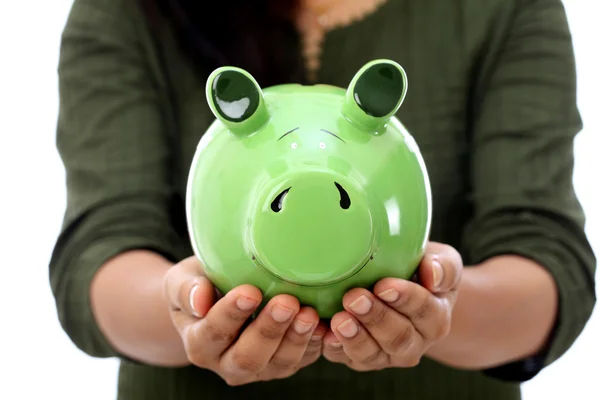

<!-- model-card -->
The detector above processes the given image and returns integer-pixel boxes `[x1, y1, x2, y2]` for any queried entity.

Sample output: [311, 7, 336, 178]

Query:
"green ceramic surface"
[186, 59, 432, 318]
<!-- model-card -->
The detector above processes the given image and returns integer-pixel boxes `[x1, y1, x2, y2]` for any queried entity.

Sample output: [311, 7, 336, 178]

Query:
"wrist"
[145, 260, 192, 367]
[91, 250, 190, 367]
[424, 255, 558, 369]
[424, 264, 484, 368]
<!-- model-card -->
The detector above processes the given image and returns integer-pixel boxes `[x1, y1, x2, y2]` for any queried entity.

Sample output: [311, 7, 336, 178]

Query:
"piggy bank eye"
[342, 60, 408, 132]
[205, 67, 269, 135]
[211, 70, 260, 122]
[353, 63, 405, 118]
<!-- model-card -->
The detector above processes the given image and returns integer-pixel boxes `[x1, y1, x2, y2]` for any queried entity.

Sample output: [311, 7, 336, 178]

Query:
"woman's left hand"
[322, 242, 463, 371]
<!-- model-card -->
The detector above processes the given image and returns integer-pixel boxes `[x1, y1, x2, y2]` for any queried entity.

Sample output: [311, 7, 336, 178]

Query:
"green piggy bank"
[186, 59, 432, 318]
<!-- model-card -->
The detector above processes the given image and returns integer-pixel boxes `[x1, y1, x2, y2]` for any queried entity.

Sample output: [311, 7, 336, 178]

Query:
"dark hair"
[140, 0, 306, 87]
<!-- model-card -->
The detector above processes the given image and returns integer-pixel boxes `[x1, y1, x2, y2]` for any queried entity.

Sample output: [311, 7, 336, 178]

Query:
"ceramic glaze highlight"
[186, 59, 432, 318]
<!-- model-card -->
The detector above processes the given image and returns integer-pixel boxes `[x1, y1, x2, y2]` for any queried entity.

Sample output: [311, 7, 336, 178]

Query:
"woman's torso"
[107, 0, 522, 398]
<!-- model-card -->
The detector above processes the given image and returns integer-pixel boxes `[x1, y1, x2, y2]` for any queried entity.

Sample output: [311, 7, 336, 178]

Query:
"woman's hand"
[164, 256, 326, 386]
[322, 242, 463, 371]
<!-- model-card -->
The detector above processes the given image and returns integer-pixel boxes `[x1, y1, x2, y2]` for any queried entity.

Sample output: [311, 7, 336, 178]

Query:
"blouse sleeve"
[461, 0, 596, 381]
[49, 0, 188, 358]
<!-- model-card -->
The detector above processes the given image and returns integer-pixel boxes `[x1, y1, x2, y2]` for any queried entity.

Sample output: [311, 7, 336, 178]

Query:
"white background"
[0, 1, 597, 399]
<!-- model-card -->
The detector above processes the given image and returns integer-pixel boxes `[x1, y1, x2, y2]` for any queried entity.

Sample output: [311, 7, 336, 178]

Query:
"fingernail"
[329, 341, 343, 348]
[189, 285, 200, 317]
[236, 296, 258, 311]
[337, 319, 358, 338]
[377, 288, 399, 303]
[432, 259, 444, 290]
[293, 319, 313, 334]
[348, 295, 372, 315]
[271, 304, 294, 322]
[311, 334, 324, 343]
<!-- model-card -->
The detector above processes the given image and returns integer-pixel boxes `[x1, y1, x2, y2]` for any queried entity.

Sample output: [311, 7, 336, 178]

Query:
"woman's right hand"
[164, 256, 326, 386]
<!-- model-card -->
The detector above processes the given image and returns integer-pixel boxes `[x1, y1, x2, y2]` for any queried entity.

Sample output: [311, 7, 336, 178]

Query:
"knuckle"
[353, 334, 374, 352]
[322, 351, 342, 363]
[304, 343, 322, 357]
[284, 330, 311, 347]
[413, 298, 431, 322]
[349, 362, 372, 372]
[203, 323, 237, 344]
[344, 337, 379, 363]
[298, 356, 319, 370]
[391, 290, 412, 309]
[187, 351, 207, 367]
[270, 366, 298, 380]
[185, 338, 215, 369]
[388, 324, 414, 354]
[408, 352, 423, 367]
[222, 376, 246, 387]
[325, 344, 345, 355]
[258, 324, 285, 343]
[363, 304, 388, 327]
[326, 348, 345, 359]
[269, 357, 298, 372]
[182, 327, 205, 361]
[308, 338, 324, 351]
[224, 306, 251, 323]
[400, 354, 422, 368]
[231, 353, 264, 374]
[391, 337, 423, 367]
[357, 349, 383, 366]
[302, 351, 321, 366]
[273, 370, 296, 380]
[223, 379, 237, 387]
[303, 349, 321, 364]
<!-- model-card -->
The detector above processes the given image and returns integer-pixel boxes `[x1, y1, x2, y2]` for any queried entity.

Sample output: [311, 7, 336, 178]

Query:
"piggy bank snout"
[249, 171, 376, 286]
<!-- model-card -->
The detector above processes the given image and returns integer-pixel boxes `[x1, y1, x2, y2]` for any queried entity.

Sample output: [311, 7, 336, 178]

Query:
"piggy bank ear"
[205, 67, 270, 136]
[342, 59, 407, 133]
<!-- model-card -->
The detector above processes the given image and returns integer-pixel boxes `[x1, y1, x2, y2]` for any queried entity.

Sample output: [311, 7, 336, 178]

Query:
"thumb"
[418, 242, 463, 294]
[164, 256, 216, 319]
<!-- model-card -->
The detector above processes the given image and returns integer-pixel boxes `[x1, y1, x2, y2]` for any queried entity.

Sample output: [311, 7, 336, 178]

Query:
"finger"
[164, 256, 212, 314]
[262, 307, 320, 377]
[187, 285, 262, 363]
[342, 288, 424, 357]
[220, 295, 300, 378]
[170, 277, 216, 332]
[328, 311, 389, 369]
[322, 327, 374, 372]
[373, 279, 452, 342]
[298, 322, 327, 369]
[418, 242, 463, 293]
[164, 257, 216, 324]
[322, 329, 353, 365]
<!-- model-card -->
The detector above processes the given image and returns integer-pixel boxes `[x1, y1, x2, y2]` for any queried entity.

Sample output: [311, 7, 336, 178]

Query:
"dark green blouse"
[50, 0, 597, 399]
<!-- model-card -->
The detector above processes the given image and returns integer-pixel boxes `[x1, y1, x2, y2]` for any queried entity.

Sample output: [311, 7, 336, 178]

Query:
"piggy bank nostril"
[270, 187, 291, 212]
[335, 182, 351, 210]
